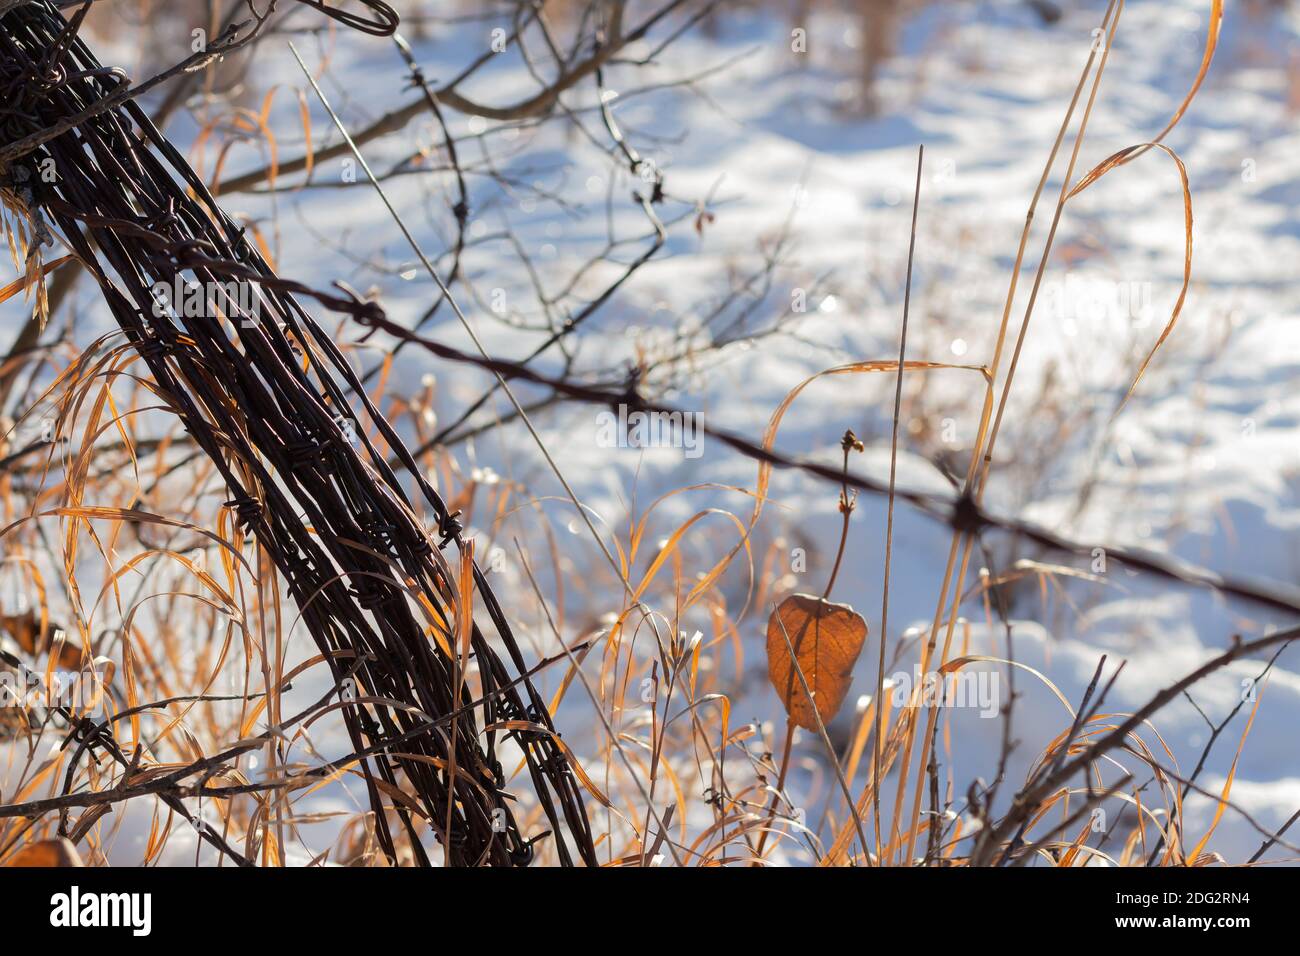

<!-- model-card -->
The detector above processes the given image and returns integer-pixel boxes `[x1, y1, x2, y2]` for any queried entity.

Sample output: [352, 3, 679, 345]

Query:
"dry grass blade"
[1129, 0, 1223, 160]
[0, 253, 72, 305]
[1068, 142, 1193, 412]
[748, 360, 988, 539]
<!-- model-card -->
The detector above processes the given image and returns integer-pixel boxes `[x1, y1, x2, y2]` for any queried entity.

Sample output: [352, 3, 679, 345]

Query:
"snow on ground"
[5, 0, 1300, 864]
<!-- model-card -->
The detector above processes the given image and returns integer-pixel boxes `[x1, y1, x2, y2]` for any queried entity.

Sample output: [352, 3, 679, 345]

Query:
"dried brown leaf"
[766, 593, 867, 730]
[6, 838, 83, 867]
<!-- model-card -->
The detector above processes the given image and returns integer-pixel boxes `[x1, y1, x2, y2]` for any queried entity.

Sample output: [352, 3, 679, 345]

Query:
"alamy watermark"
[50, 887, 151, 936]
[150, 275, 261, 325]
[1044, 274, 1154, 329]
[0, 667, 108, 716]
[595, 404, 704, 459]
[888, 664, 1001, 718]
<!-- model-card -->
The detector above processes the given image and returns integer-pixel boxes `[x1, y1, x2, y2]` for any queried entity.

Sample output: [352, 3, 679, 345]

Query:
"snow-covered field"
[5, 0, 1300, 864]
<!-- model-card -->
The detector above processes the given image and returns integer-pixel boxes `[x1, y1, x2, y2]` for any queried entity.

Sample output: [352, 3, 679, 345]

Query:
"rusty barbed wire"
[0, 0, 597, 867]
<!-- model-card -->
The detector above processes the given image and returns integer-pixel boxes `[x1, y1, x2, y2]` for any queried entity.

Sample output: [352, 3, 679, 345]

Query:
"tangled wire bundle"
[0, 0, 597, 867]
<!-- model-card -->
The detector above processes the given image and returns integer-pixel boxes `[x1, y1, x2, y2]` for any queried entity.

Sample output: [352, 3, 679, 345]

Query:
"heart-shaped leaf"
[766, 593, 868, 730]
